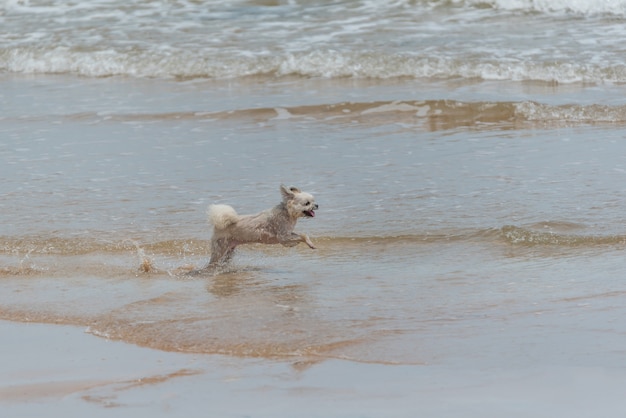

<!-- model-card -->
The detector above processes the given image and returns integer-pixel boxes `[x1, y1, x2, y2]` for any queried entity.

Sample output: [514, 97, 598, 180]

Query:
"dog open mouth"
[303, 210, 315, 218]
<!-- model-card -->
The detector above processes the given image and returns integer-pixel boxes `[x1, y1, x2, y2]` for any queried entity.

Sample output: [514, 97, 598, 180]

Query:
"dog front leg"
[279, 233, 316, 249]
[301, 233, 316, 249]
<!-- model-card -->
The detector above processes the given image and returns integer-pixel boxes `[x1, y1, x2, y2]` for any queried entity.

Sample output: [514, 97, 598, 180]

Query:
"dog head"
[280, 185, 318, 219]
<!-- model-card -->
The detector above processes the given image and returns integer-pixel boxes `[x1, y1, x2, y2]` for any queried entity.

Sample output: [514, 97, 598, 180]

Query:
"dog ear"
[280, 184, 300, 201]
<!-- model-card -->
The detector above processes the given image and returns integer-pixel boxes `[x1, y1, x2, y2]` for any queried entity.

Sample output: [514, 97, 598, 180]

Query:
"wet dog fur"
[203, 185, 318, 267]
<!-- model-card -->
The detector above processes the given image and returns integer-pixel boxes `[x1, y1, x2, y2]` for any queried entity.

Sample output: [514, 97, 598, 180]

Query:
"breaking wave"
[461, 0, 626, 15]
[3, 48, 626, 84]
[1, 224, 624, 259]
[3, 0, 626, 83]
[499, 225, 626, 246]
[9, 100, 626, 129]
[2, 0, 626, 16]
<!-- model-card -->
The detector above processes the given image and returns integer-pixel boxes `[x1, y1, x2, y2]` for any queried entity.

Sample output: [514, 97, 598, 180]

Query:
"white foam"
[272, 108, 293, 120]
[3, 47, 626, 84]
[361, 101, 421, 115]
[477, 0, 626, 15]
[2, 0, 626, 82]
[515, 102, 626, 123]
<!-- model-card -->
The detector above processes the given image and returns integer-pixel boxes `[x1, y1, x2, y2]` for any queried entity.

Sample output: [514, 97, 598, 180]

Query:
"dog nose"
[314, 203, 319, 210]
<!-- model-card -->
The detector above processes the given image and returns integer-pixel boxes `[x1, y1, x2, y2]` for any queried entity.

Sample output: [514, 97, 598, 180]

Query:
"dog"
[204, 185, 318, 267]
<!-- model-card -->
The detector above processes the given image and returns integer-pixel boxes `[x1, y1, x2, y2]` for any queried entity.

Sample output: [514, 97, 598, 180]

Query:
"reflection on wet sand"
[0, 368, 202, 405]
[207, 270, 271, 298]
[0, 260, 368, 361]
[81, 369, 202, 409]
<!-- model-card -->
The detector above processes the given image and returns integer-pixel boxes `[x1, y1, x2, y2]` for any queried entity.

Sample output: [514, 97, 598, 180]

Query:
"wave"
[3, 0, 626, 83]
[3, 48, 626, 84]
[463, 0, 626, 15]
[3, 0, 625, 17]
[11, 100, 626, 129]
[499, 225, 626, 246]
[1, 225, 625, 258]
[317, 226, 626, 248]
[222, 100, 626, 127]
[0, 236, 211, 256]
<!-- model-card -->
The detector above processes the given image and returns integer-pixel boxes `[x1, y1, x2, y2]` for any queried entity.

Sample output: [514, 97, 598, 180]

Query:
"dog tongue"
[308, 210, 315, 217]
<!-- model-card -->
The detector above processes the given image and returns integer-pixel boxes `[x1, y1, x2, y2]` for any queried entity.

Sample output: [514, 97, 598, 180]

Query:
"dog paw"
[303, 234, 316, 249]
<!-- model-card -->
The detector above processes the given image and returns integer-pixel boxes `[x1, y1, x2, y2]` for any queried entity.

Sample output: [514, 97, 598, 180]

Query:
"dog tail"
[207, 204, 239, 230]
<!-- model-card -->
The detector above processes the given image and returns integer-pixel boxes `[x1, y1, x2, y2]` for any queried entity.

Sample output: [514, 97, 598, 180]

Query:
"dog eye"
[304, 201, 310, 205]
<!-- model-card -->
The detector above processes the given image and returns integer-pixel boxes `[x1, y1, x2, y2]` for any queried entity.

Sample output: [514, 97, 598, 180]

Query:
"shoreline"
[2, 320, 626, 417]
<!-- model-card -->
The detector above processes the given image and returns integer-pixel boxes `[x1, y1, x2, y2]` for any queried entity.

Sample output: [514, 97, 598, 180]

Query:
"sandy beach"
[2, 320, 626, 417]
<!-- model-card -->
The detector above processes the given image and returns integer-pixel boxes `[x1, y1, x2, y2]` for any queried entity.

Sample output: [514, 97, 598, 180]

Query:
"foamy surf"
[477, 0, 626, 15]
[3, 0, 626, 83]
[4, 48, 626, 84]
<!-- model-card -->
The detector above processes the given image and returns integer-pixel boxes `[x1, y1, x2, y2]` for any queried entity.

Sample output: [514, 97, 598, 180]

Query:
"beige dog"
[204, 185, 318, 267]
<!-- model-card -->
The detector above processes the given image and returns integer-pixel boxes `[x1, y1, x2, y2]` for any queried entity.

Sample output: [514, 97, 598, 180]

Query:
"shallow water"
[3, 0, 626, 372]
[3, 76, 626, 367]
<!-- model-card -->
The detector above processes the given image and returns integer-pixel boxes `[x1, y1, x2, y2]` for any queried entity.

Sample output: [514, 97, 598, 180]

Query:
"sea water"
[3, 0, 626, 371]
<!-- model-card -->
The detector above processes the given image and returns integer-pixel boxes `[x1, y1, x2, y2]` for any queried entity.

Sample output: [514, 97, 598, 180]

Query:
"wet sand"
[2, 320, 626, 417]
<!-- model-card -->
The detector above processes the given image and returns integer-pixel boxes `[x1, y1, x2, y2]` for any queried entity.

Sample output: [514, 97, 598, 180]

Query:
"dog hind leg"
[222, 245, 237, 263]
[209, 238, 233, 265]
